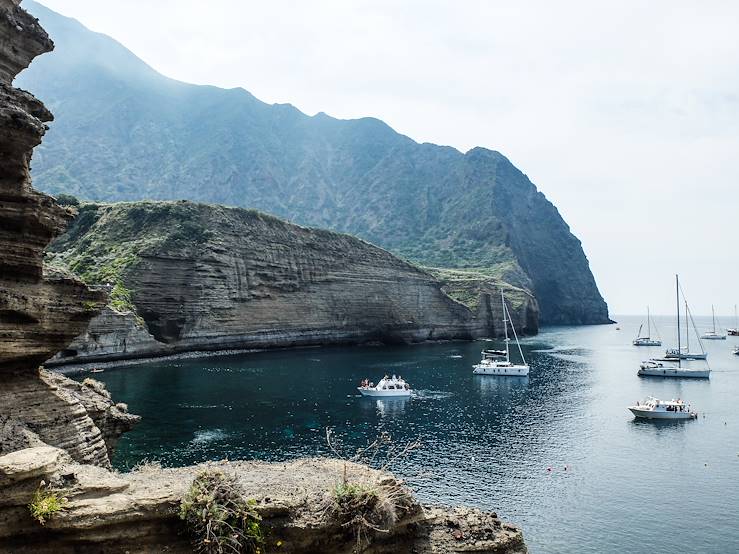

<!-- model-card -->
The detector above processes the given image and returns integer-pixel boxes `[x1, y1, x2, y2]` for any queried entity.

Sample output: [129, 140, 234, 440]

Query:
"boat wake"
[413, 390, 453, 400]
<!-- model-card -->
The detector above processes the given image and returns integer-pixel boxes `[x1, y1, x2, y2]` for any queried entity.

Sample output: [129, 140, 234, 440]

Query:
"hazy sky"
[34, 1, 739, 317]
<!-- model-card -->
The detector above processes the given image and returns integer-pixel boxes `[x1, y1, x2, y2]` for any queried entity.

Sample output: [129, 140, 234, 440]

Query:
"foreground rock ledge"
[0, 447, 526, 553]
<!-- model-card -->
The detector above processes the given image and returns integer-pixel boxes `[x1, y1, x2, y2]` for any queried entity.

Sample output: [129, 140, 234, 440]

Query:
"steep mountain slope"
[18, 0, 609, 324]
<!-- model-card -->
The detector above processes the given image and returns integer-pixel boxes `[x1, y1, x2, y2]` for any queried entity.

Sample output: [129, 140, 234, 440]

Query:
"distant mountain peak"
[18, 1, 609, 324]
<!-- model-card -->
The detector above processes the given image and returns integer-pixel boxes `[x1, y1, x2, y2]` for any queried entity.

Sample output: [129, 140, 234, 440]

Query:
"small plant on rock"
[323, 429, 421, 549]
[179, 468, 264, 554]
[29, 481, 67, 525]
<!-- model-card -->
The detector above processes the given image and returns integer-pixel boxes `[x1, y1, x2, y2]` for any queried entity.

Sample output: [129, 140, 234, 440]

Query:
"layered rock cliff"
[18, 0, 609, 326]
[46, 201, 539, 366]
[0, 0, 107, 372]
[0, 0, 134, 469]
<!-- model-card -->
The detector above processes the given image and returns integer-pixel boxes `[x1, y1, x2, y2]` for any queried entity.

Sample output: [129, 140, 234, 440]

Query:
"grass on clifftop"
[48, 202, 220, 319]
[180, 468, 264, 554]
[427, 264, 533, 312]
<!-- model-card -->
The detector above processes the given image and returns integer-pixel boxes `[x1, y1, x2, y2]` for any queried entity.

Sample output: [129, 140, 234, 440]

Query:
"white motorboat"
[473, 291, 529, 376]
[357, 375, 412, 397]
[641, 275, 710, 379]
[700, 305, 726, 340]
[632, 306, 662, 346]
[628, 397, 698, 420]
[733, 345, 739, 356]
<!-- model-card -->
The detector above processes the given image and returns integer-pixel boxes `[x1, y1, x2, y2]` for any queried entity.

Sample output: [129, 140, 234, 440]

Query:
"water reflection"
[474, 375, 529, 397]
[374, 397, 408, 416]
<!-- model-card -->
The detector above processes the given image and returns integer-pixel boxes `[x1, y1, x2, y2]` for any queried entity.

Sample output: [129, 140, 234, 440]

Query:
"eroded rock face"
[0, 0, 107, 372]
[47, 201, 526, 365]
[0, 450, 527, 554]
[0, 0, 117, 467]
[46, 306, 163, 366]
[0, 370, 138, 467]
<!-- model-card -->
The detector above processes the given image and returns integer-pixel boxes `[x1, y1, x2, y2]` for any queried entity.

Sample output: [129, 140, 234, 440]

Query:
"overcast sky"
[34, 1, 739, 318]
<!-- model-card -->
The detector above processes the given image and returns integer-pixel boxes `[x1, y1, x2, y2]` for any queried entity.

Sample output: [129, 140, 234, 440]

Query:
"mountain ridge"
[19, 0, 610, 325]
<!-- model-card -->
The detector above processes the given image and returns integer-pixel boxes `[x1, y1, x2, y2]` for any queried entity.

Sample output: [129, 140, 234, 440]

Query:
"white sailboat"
[727, 305, 738, 337]
[664, 300, 707, 360]
[632, 306, 661, 346]
[639, 275, 711, 379]
[700, 305, 726, 340]
[473, 290, 529, 376]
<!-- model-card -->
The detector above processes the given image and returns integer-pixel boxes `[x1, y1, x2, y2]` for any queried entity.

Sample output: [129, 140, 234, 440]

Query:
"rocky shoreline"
[0, 1, 527, 551]
[0, 447, 526, 554]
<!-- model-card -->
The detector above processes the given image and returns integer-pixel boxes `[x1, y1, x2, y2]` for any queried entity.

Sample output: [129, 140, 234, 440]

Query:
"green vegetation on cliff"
[47, 202, 217, 318]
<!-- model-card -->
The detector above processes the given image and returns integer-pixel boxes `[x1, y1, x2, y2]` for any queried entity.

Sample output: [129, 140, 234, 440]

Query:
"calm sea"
[79, 315, 739, 553]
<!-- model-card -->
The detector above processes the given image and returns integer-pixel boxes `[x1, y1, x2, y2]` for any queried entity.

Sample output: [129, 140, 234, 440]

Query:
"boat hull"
[357, 388, 411, 397]
[637, 367, 710, 379]
[665, 352, 707, 360]
[701, 335, 726, 340]
[628, 407, 697, 420]
[473, 364, 529, 376]
[633, 339, 661, 346]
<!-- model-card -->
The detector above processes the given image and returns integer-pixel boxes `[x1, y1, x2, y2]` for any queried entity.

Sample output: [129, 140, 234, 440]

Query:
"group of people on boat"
[358, 375, 410, 390]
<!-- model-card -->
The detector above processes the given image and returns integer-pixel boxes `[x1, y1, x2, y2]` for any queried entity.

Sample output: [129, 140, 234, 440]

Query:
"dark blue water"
[80, 316, 739, 553]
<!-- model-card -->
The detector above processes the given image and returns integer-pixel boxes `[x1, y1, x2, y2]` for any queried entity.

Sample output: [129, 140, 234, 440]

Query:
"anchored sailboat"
[664, 300, 707, 360]
[473, 290, 529, 376]
[639, 275, 710, 379]
[701, 305, 726, 340]
[633, 306, 661, 346]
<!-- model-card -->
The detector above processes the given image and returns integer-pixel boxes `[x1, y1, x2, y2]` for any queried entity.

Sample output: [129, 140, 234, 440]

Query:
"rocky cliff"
[0, 3, 526, 551]
[0, 0, 136, 468]
[0, 0, 106, 372]
[0, 448, 526, 554]
[46, 201, 539, 366]
[18, 0, 609, 326]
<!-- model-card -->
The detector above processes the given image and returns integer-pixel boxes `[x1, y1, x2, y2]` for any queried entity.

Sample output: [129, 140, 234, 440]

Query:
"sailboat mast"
[685, 301, 690, 352]
[647, 306, 651, 338]
[501, 289, 510, 364]
[712, 305, 716, 333]
[676, 275, 681, 368]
